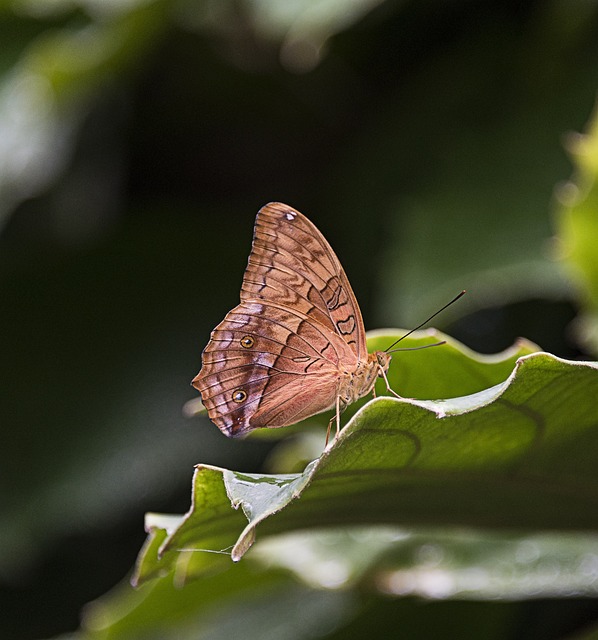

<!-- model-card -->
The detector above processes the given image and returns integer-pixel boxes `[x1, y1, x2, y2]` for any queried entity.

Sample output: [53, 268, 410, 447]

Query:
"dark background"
[1, 0, 597, 637]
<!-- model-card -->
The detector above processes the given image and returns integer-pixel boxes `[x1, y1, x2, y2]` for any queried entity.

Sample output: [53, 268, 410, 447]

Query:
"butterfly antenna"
[384, 290, 466, 353]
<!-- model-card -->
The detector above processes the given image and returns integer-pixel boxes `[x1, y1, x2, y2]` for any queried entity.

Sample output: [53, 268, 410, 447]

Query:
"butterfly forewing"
[242, 203, 367, 360]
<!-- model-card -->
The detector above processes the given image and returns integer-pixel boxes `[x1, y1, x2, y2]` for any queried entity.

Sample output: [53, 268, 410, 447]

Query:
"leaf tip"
[232, 527, 256, 561]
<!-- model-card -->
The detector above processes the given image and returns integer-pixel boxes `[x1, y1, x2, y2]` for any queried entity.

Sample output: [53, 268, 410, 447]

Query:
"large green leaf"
[133, 343, 598, 588]
[252, 527, 598, 600]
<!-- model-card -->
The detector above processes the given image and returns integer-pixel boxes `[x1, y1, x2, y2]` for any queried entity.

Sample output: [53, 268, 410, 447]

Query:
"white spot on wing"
[285, 211, 296, 221]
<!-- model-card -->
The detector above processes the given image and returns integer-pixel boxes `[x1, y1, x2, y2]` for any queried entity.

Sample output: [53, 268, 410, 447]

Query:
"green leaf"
[363, 330, 538, 399]
[252, 527, 598, 599]
[242, 330, 540, 441]
[81, 559, 334, 640]
[133, 346, 598, 589]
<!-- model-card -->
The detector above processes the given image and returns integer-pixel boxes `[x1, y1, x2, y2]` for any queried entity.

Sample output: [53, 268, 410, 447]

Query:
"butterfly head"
[374, 350, 391, 374]
[356, 350, 388, 389]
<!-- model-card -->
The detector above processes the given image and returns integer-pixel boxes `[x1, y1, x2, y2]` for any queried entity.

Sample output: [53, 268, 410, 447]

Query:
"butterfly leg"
[378, 365, 403, 399]
[325, 395, 343, 447]
[325, 417, 333, 446]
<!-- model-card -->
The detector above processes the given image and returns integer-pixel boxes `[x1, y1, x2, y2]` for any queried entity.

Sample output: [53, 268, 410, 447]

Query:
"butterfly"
[192, 202, 399, 441]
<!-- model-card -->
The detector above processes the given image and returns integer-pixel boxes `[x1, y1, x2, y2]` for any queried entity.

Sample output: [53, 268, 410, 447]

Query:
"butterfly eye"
[240, 336, 255, 349]
[232, 389, 247, 403]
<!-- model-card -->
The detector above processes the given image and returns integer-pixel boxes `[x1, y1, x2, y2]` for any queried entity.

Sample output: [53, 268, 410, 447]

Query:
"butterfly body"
[193, 203, 391, 438]
[337, 350, 391, 408]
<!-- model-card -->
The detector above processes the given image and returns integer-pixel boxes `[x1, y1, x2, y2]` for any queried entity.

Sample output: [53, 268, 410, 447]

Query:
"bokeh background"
[1, 1, 598, 638]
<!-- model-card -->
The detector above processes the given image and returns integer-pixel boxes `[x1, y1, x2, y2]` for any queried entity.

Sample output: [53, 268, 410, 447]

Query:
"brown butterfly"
[192, 202, 398, 441]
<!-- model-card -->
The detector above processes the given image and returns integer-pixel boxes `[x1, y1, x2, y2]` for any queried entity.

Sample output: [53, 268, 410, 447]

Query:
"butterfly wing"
[193, 202, 367, 437]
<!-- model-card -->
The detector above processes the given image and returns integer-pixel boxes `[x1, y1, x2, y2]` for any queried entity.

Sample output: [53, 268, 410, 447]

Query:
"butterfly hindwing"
[193, 300, 356, 436]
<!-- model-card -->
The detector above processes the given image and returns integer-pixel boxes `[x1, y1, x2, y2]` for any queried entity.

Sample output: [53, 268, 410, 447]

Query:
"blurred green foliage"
[2, 0, 598, 638]
[556, 102, 598, 353]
